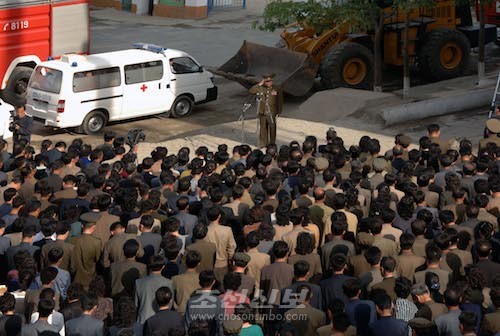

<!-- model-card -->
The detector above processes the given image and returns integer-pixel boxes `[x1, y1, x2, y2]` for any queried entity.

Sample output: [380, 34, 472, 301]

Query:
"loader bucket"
[211, 41, 319, 97]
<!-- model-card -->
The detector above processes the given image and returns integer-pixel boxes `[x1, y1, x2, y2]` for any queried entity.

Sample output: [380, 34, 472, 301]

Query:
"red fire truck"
[0, 0, 89, 105]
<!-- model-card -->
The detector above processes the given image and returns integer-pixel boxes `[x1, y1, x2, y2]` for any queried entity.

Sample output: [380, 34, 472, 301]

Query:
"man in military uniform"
[249, 74, 283, 147]
[479, 118, 500, 152]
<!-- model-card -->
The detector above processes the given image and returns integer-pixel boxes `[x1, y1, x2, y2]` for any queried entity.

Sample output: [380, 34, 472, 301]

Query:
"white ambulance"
[25, 43, 218, 134]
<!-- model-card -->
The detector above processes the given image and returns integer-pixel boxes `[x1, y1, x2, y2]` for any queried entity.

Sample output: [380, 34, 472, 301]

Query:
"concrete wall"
[93, 0, 207, 18]
[90, 0, 115, 7]
[153, 0, 207, 19]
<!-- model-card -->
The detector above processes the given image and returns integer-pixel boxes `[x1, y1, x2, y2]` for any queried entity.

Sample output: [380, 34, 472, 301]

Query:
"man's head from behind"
[374, 293, 392, 316]
[155, 286, 173, 308]
[459, 312, 477, 335]
[199, 270, 216, 290]
[411, 283, 430, 304]
[38, 298, 55, 318]
[342, 278, 362, 299]
[81, 291, 98, 313]
[427, 124, 440, 137]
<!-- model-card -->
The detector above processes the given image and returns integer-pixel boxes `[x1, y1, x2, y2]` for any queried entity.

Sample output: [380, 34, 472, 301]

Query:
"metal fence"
[207, 0, 245, 13]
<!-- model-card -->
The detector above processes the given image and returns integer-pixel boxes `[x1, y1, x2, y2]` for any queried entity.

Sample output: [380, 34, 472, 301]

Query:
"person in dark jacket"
[11, 105, 33, 144]
[369, 293, 408, 336]
[143, 286, 185, 336]
[65, 291, 105, 336]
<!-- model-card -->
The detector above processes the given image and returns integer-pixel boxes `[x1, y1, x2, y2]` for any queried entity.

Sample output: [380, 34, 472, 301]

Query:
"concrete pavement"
[90, 8, 281, 66]
[134, 108, 487, 161]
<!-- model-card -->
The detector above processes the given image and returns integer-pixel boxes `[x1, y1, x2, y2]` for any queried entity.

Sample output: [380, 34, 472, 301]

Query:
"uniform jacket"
[92, 211, 120, 246]
[372, 277, 397, 301]
[249, 84, 283, 116]
[72, 233, 102, 288]
[185, 239, 216, 272]
[414, 268, 450, 295]
[396, 252, 425, 280]
[372, 236, 398, 258]
[51, 187, 77, 204]
[412, 236, 428, 258]
[40, 239, 75, 272]
[110, 259, 147, 297]
[285, 304, 325, 336]
[309, 203, 334, 244]
[349, 253, 371, 278]
[172, 270, 199, 314]
[237, 272, 255, 298]
[101, 233, 144, 268]
[479, 136, 500, 152]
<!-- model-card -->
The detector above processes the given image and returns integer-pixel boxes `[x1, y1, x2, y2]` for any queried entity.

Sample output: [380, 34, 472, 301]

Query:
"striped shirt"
[395, 298, 418, 336]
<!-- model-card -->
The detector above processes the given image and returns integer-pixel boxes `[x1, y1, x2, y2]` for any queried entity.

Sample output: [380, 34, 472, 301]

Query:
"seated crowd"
[0, 123, 498, 336]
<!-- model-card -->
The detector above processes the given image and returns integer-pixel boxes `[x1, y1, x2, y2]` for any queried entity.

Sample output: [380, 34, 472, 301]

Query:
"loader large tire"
[319, 42, 374, 90]
[418, 28, 470, 82]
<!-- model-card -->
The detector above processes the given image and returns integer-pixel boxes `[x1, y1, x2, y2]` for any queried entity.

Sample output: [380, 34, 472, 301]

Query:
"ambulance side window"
[169, 57, 200, 74]
[124, 61, 163, 84]
[73, 67, 121, 93]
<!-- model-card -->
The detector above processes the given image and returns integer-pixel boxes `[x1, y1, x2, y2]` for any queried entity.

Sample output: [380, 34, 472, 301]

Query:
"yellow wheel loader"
[211, 0, 497, 96]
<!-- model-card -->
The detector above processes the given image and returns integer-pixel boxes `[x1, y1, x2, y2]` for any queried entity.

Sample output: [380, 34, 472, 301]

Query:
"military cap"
[80, 211, 102, 223]
[223, 317, 243, 334]
[233, 252, 251, 264]
[314, 157, 329, 171]
[486, 118, 500, 134]
[357, 232, 374, 246]
[373, 157, 388, 171]
[398, 135, 412, 147]
[262, 74, 275, 81]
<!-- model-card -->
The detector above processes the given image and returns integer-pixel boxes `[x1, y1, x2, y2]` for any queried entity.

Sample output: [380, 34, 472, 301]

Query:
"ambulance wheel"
[171, 96, 193, 118]
[81, 111, 107, 134]
[2, 66, 33, 106]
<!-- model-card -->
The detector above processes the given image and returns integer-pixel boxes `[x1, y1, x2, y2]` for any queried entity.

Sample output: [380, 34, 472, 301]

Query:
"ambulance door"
[122, 60, 165, 118]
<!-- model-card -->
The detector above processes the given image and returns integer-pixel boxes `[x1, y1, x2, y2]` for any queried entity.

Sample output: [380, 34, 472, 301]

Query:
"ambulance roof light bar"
[133, 43, 167, 53]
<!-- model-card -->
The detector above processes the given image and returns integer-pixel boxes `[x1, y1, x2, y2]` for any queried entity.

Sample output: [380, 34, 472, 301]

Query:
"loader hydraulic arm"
[280, 21, 351, 65]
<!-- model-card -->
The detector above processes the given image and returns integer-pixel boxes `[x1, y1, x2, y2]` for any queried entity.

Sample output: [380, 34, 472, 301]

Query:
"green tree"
[258, 0, 394, 92]
[257, 0, 338, 33]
